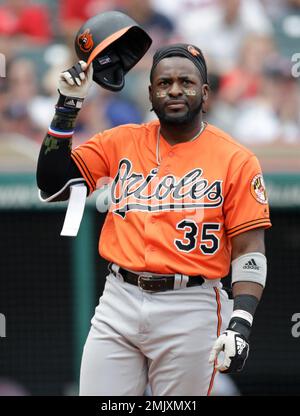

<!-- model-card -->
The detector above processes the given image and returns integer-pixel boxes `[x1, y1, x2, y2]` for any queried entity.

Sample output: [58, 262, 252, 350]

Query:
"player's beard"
[152, 97, 204, 126]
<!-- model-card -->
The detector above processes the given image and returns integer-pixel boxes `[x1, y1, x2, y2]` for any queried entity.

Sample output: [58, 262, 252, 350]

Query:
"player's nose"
[168, 81, 183, 97]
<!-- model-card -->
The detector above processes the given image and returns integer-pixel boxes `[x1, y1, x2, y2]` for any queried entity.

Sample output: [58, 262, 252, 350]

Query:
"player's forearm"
[227, 229, 267, 339]
[229, 285, 262, 340]
[37, 60, 93, 196]
[228, 272, 266, 338]
[36, 108, 80, 195]
[232, 281, 263, 300]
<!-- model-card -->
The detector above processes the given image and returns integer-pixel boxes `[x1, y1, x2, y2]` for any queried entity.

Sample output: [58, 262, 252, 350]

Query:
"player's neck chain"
[156, 121, 207, 167]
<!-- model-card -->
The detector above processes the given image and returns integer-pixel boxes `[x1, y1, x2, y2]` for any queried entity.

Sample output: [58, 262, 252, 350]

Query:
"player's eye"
[158, 80, 170, 87]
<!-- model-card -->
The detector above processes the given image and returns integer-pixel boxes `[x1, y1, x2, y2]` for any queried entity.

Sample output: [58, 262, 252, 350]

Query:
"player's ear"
[148, 85, 154, 112]
[148, 85, 153, 103]
[202, 83, 209, 102]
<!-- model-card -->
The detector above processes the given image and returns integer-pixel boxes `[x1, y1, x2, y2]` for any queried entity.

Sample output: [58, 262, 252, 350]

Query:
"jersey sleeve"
[71, 132, 110, 195]
[223, 155, 271, 238]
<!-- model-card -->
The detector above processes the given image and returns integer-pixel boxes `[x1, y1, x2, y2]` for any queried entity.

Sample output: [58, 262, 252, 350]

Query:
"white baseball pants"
[79, 270, 233, 396]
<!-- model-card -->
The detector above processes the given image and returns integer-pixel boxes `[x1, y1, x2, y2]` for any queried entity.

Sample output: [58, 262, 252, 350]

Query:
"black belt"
[109, 264, 205, 292]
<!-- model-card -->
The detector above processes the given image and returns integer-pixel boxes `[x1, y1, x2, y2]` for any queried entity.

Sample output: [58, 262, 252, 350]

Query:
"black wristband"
[233, 294, 259, 316]
[56, 91, 84, 111]
[227, 317, 251, 340]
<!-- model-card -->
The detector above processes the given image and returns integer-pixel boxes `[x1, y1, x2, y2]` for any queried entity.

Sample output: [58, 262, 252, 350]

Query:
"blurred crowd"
[0, 0, 299, 159]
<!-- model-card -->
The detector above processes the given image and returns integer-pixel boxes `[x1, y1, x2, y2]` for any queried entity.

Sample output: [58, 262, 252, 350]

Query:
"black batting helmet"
[75, 11, 152, 91]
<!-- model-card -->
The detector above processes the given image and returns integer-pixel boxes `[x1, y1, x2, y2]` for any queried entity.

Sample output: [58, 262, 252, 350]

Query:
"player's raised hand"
[58, 60, 93, 99]
[208, 330, 249, 373]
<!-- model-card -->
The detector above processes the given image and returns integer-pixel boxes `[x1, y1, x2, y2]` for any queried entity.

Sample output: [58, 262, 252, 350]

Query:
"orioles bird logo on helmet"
[77, 29, 94, 53]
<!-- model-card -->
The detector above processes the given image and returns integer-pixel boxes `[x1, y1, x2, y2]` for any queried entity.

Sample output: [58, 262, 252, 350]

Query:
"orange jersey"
[71, 120, 271, 278]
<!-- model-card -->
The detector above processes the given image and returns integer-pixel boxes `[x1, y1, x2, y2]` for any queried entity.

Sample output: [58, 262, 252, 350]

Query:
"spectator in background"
[121, 0, 175, 52]
[261, 0, 289, 21]
[60, 0, 96, 24]
[0, 57, 42, 141]
[219, 34, 276, 105]
[0, 77, 9, 136]
[104, 96, 143, 127]
[232, 56, 300, 144]
[177, 0, 273, 74]
[268, 0, 300, 58]
[286, 0, 300, 10]
[263, 0, 300, 19]
[0, 0, 52, 57]
[207, 33, 276, 134]
[69, 89, 112, 145]
[26, 47, 74, 136]
[205, 71, 235, 133]
[70, 90, 143, 145]
[59, 0, 114, 46]
[151, 0, 219, 27]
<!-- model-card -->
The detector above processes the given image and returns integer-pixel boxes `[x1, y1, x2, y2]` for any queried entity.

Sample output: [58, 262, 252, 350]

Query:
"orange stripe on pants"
[207, 287, 222, 396]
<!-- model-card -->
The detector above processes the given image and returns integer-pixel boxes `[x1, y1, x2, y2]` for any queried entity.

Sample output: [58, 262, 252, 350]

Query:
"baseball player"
[36, 43, 271, 396]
